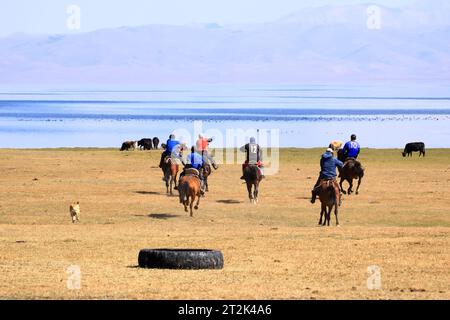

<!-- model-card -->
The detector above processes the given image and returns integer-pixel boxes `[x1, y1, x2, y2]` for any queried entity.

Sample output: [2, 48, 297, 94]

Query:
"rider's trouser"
[201, 150, 216, 166]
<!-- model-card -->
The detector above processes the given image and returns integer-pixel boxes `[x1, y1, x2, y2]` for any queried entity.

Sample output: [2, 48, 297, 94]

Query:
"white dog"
[70, 202, 80, 223]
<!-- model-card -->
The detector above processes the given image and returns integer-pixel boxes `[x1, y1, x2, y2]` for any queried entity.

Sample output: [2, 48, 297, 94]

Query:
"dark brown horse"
[201, 162, 211, 193]
[243, 165, 262, 204]
[178, 170, 201, 217]
[339, 158, 364, 195]
[317, 179, 340, 226]
[161, 157, 179, 195]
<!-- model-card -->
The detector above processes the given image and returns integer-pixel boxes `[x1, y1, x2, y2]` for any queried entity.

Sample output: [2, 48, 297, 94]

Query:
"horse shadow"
[216, 199, 242, 204]
[135, 190, 162, 195]
[148, 213, 180, 219]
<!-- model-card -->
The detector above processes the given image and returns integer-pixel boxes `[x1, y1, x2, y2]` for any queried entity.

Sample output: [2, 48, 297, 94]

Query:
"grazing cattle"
[178, 168, 202, 217]
[243, 165, 262, 204]
[339, 158, 364, 195]
[69, 202, 80, 223]
[317, 179, 340, 226]
[152, 137, 160, 149]
[138, 138, 153, 150]
[120, 140, 138, 151]
[402, 142, 425, 157]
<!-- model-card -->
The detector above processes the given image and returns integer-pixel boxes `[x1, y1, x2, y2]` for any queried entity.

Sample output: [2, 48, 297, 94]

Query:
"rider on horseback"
[159, 134, 185, 168]
[240, 137, 264, 180]
[196, 134, 218, 170]
[180, 146, 205, 195]
[342, 134, 360, 161]
[311, 148, 344, 204]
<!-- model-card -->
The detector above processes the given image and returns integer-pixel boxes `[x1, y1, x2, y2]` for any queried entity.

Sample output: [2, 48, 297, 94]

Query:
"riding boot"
[310, 190, 316, 204]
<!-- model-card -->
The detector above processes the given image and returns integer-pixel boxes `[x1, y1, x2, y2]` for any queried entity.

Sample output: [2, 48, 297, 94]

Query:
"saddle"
[184, 168, 200, 177]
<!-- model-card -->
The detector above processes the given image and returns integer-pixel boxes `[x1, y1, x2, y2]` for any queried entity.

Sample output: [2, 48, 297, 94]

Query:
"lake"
[0, 84, 449, 148]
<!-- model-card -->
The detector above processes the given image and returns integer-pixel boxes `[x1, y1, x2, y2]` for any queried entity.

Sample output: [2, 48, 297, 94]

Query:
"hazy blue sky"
[0, 0, 412, 36]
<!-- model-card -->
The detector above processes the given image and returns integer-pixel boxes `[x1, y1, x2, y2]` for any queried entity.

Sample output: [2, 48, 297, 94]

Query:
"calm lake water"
[0, 84, 449, 148]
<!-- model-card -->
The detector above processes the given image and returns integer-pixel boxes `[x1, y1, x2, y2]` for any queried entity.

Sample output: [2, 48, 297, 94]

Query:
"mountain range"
[1, 0, 449, 85]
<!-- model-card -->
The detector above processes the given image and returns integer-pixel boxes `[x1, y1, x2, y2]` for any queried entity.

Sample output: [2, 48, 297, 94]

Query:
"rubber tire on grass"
[138, 249, 224, 269]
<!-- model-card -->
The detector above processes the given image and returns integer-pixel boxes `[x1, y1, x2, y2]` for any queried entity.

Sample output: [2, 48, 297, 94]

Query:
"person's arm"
[343, 142, 349, 156]
[336, 158, 344, 168]
[239, 144, 247, 152]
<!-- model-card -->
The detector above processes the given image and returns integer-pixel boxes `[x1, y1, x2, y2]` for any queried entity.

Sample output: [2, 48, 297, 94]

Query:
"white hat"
[326, 148, 333, 153]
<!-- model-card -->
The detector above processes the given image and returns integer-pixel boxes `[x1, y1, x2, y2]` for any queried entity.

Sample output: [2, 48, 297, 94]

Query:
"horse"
[243, 164, 262, 204]
[317, 179, 340, 226]
[178, 169, 202, 217]
[339, 158, 364, 195]
[161, 157, 179, 195]
[200, 162, 211, 193]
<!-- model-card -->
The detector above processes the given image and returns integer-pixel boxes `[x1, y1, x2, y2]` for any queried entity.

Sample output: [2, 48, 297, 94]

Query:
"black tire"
[138, 249, 223, 269]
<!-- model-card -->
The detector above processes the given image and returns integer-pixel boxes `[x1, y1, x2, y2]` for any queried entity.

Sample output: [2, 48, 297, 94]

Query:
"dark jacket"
[320, 152, 344, 179]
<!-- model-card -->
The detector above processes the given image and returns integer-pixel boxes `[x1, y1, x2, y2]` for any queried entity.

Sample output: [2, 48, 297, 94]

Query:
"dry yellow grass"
[0, 148, 449, 299]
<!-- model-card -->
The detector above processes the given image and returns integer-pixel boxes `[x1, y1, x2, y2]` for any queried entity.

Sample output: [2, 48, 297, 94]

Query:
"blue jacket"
[188, 152, 204, 170]
[343, 140, 360, 158]
[320, 152, 344, 179]
[165, 139, 180, 153]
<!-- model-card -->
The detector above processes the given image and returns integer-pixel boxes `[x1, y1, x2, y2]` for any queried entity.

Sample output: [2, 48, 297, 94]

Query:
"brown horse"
[317, 179, 340, 226]
[243, 164, 262, 204]
[161, 157, 179, 195]
[339, 158, 364, 195]
[178, 170, 201, 217]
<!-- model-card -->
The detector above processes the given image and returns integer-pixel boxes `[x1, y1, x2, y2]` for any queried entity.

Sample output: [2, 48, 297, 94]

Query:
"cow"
[402, 142, 425, 157]
[138, 138, 153, 150]
[152, 137, 160, 149]
[120, 140, 138, 151]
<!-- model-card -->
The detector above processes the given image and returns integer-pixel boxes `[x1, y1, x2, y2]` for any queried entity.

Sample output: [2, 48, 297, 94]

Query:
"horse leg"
[254, 182, 259, 204]
[347, 178, 353, 195]
[334, 203, 339, 226]
[184, 195, 188, 212]
[165, 173, 169, 194]
[247, 182, 253, 203]
[194, 193, 200, 210]
[340, 177, 346, 194]
[356, 176, 362, 195]
[327, 205, 332, 226]
[205, 177, 209, 192]
[319, 204, 325, 225]
[174, 172, 178, 189]
[189, 195, 194, 217]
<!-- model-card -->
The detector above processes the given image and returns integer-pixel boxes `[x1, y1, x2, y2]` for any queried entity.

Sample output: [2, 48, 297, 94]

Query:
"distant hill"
[1, 0, 449, 85]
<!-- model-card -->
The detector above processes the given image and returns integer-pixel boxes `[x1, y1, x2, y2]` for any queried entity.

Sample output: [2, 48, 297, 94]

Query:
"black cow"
[138, 138, 153, 150]
[402, 142, 425, 157]
[152, 137, 160, 149]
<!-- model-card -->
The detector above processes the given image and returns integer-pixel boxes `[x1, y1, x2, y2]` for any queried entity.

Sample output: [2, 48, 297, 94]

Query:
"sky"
[0, 0, 413, 37]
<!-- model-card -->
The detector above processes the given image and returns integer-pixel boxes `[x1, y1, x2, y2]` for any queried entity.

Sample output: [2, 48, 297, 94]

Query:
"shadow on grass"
[148, 213, 180, 219]
[135, 190, 161, 195]
[216, 199, 241, 204]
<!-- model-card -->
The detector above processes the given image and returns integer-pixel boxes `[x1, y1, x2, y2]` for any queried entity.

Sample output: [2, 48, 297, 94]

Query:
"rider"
[310, 148, 344, 204]
[159, 134, 184, 168]
[196, 134, 218, 170]
[240, 137, 264, 180]
[180, 146, 205, 195]
[342, 134, 360, 161]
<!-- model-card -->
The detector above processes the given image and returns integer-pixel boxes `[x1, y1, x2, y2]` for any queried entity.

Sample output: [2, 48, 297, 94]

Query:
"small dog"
[70, 202, 80, 223]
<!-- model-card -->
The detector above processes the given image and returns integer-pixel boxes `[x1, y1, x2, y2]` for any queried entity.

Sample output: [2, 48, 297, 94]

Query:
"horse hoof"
[194, 206, 198, 210]
[355, 191, 359, 195]
[336, 224, 341, 227]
